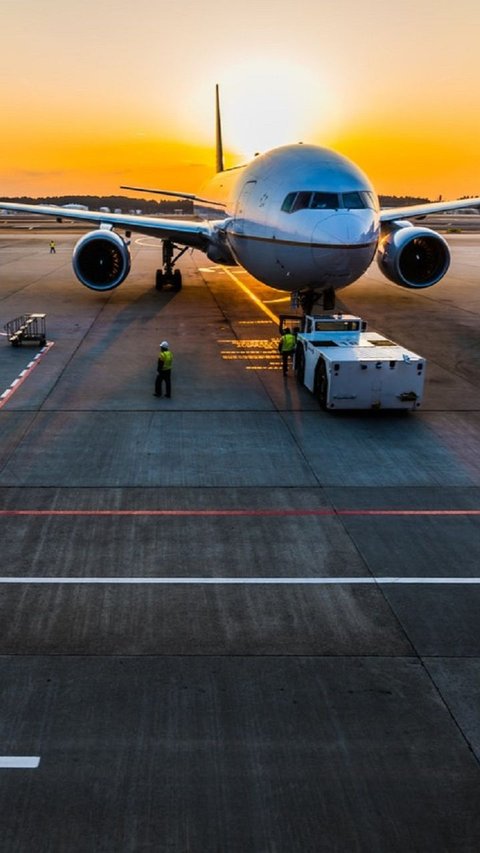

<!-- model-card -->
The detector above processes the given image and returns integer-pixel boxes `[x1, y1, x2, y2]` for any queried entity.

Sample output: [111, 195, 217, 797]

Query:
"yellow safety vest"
[281, 333, 296, 353]
[159, 350, 173, 370]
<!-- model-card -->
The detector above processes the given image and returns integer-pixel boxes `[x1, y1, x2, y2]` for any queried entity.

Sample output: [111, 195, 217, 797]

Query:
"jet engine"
[377, 225, 450, 289]
[72, 230, 131, 291]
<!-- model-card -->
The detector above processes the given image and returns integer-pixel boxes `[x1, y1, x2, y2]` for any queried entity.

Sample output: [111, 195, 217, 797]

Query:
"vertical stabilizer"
[215, 84, 224, 174]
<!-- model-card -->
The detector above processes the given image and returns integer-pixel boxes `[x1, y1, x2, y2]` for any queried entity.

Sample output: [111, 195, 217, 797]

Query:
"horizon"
[0, 191, 443, 207]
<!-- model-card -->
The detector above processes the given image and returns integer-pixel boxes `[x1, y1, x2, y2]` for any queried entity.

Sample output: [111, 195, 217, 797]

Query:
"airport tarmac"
[1, 228, 480, 851]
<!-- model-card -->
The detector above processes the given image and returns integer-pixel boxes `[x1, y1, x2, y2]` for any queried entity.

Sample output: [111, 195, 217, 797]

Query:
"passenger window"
[281, 192, 297, 213]
[291, 192, 312, 212]
[310, 192, 338, 209]
[343, 191, 365, 209]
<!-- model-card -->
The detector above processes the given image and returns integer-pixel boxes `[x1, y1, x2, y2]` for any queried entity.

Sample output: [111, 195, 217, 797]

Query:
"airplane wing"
[0, 201, 213, 250]
[380, 197, 480, 222]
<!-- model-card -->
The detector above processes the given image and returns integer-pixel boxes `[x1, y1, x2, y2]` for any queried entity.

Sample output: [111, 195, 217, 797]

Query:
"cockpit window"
[281, 191, 339, 213]
[363, 191, 379, 210]
[281, 189, 377, 213]
[342, 191, 366, 209]
[342, 190, 378, 210]
[311, 192, 339, 209]
[291, 191, 313, 212]
[281, 192, 297, 213]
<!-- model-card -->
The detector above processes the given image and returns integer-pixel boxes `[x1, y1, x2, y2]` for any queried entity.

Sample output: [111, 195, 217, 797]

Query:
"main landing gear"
[155, 240, 188, 292]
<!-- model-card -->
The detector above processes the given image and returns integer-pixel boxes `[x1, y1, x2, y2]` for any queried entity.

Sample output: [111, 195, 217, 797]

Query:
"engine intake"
[72, 230, 131, 291]
[377, 225, 450, 289]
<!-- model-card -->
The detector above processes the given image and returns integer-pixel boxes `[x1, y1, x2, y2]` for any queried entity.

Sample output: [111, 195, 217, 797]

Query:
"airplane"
[2, 85, 480, 313]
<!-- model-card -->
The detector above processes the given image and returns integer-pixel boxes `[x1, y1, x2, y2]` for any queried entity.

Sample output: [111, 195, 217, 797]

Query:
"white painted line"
[0, 577, 479, 585]
[0, 341, 54, 410]
[0, 757, 40, 768]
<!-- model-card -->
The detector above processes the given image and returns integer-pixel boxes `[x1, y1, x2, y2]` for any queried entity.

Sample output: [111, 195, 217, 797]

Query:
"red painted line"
[0, 509, 479, 518]
[0, 342, 54, 410]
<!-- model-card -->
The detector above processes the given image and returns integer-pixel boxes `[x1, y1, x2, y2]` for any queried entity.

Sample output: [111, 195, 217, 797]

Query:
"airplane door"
[235, 180, 257, 234]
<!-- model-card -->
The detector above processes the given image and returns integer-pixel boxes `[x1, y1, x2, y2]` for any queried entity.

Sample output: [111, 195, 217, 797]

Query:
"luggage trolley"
[4, 313, 47, 347]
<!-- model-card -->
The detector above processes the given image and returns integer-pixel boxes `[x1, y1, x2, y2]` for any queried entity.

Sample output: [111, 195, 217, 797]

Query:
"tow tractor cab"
[279, 313, 426, 410]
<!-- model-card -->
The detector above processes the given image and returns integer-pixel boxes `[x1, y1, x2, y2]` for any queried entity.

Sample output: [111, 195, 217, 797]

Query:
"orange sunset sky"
[1, 0, 480, 201]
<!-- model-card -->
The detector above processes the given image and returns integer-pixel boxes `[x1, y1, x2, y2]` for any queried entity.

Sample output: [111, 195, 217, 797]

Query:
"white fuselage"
[196, 144, 380, 292]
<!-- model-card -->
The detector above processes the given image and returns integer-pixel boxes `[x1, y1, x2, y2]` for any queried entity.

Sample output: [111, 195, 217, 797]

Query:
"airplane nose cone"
[311, 212, 378, 285]
[312, 212, 375, 246]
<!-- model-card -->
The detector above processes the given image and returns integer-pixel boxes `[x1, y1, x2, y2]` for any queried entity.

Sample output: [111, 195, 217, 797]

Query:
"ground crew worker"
[279, 327, 296, 376]
[49, 240, 56, 254]
[154, 341, 173, 397]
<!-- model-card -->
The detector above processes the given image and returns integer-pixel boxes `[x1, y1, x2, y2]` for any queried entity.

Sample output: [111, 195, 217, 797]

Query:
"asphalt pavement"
[1, 229, 480, 852]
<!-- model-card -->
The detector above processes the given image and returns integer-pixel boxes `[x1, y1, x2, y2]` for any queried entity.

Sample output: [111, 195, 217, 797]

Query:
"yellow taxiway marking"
[220, 266, 279, 325]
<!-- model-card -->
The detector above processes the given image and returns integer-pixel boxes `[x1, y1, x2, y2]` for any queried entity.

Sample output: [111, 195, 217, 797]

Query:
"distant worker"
[278, 327, 296, 376]
[154, 341, 173, 398]
[49, 240, 56, 254]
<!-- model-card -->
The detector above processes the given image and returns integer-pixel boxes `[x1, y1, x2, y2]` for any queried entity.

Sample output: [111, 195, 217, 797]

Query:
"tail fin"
[215, 84, 224, 173]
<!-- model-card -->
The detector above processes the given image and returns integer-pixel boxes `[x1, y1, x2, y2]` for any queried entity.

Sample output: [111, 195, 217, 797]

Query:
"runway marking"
[0, 509, 479, 518]
[135, 237, 158, 247]
[0, 577, 479, 585]
[0, 342, 54, 410]
[220, 266, 279, 324]
[0, 757, 40, 768]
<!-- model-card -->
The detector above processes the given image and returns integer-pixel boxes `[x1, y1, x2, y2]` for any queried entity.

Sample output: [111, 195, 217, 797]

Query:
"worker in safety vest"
[154, 340, 173, 398]
[278, 327, 296, 376]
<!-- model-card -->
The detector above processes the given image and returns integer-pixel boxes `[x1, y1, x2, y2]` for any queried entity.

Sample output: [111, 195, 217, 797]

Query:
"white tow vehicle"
[280, 314, 426, 410]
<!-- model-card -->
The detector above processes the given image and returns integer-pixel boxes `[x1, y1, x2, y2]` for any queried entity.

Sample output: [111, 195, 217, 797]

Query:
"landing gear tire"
[299, 287, 336, 315]
[155, 239, 187, 293]
[295, 345, 305, 386]
[314, 359, 328, 410]
[322, 287, 335, 311]
[300, 291, 316, 315]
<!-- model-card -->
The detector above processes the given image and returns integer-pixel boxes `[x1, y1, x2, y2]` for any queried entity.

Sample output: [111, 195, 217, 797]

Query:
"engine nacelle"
[377, 224, 450, 289]
[72, 229, 131, 291]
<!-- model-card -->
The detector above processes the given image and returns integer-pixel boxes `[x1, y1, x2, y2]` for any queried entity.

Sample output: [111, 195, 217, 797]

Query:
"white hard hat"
[160, 340, 169, 348]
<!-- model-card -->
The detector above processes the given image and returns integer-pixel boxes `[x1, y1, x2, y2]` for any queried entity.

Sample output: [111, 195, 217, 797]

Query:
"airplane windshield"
[343, 191, 378, 210]
[311, 192, 339, 209]
[281, 190, 377, 213]
[292, 192, 314, 212]
[281, 191, 339, 213]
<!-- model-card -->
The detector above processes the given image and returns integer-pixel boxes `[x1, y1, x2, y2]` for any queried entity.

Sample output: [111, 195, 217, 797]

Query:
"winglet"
[215, 84, 224, 174]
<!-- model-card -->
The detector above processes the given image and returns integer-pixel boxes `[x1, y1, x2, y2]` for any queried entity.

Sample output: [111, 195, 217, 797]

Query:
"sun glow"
[184, 60, 340, 166]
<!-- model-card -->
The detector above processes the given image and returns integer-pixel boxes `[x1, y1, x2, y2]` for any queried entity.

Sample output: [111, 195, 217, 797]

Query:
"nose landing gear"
[155, 240, 188, 291]
[296, 286, 336, 314]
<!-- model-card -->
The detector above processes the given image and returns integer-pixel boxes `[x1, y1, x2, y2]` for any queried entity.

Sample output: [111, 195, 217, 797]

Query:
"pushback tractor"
[280, 313, 426, 410]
